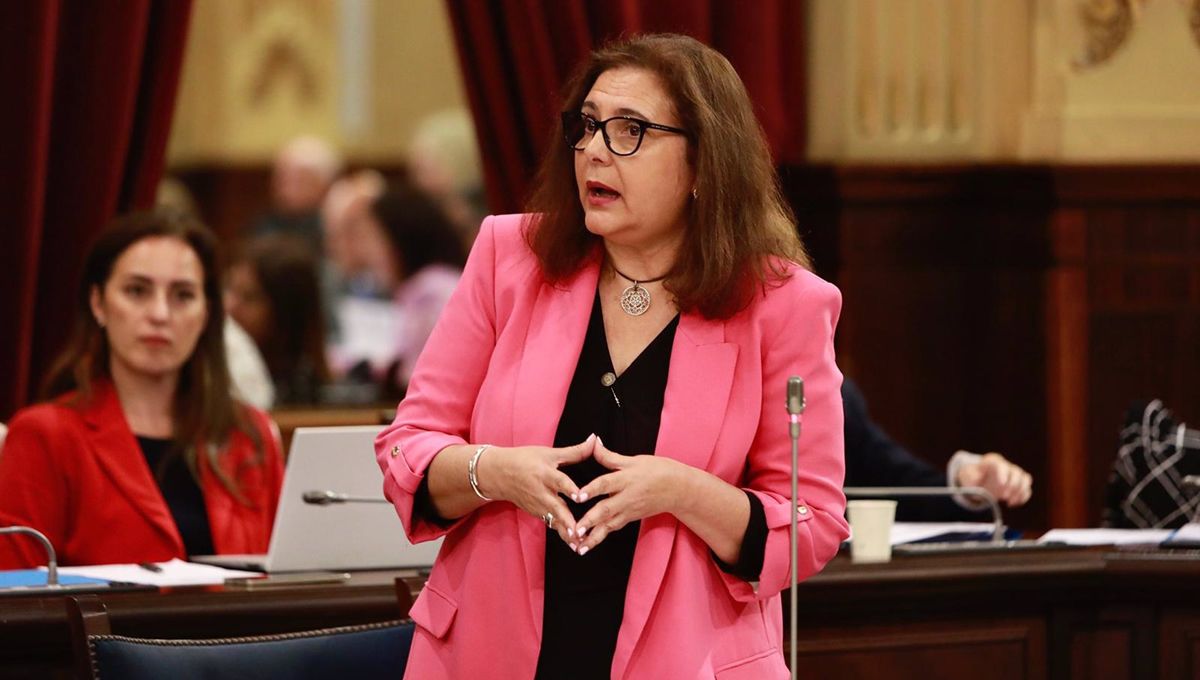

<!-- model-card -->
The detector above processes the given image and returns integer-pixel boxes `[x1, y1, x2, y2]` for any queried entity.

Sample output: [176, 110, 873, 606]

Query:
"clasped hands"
[476, 434, 681, 555]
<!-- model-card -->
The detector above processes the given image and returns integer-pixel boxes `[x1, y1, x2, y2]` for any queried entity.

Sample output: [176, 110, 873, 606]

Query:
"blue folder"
[0, 570, 111, 589]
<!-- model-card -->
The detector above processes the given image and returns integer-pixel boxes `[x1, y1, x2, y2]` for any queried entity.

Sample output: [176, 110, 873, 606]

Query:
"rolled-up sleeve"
[375, 217, 501, 543]
[717, 274, 850, 603]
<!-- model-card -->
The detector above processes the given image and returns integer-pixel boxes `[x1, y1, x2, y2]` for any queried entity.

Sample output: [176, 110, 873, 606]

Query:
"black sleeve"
[711, 489, 767, 582]
[412, 475, 454, 528]
[842, 379, 984, 522]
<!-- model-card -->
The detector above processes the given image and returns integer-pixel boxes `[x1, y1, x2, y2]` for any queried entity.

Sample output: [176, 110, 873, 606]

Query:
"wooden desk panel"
[0, 572, 418, 680]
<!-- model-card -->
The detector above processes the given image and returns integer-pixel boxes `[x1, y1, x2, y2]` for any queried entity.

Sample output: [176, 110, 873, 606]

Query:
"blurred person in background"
[408, 109, 486, 250]
[0, 209, 284, 567]
[319, 169, 389, 346]
[361, 183, 465, 394]
[251, 135, 343, 255]
[225, 234, 331, 405]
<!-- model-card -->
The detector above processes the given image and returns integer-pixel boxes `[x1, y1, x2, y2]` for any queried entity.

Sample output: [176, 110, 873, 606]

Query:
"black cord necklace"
[610, 262, 668, 316]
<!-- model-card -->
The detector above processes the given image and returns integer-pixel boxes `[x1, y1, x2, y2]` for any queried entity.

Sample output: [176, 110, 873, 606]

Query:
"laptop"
[194, 426, 442, 573]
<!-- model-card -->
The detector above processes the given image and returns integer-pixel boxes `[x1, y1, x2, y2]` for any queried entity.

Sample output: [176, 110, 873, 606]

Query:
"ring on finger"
[542, 512, 554, 529]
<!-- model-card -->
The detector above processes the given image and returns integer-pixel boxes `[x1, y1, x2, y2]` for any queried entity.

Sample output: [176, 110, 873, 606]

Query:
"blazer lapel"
[82, 382, 183, 553]
[510, 253, 600, 631]
[614, 313, 738, 678]
[510, 256, 600, 447]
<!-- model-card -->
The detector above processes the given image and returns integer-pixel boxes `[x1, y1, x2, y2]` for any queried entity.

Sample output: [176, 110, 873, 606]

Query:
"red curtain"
[0, 0, 193, 419]
[445, 0, 807, 215]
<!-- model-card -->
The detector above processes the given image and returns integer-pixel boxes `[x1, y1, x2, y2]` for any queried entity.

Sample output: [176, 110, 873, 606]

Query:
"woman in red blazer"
[377, 35, 848, 679]
[0, 210, 283, 568]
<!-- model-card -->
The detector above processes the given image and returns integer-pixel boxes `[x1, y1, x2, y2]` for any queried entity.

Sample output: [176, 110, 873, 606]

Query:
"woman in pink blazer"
[376, 34, 848, 679]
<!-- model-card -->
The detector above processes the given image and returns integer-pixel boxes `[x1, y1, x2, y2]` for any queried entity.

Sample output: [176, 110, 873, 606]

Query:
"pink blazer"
[376, 214, 848, 680]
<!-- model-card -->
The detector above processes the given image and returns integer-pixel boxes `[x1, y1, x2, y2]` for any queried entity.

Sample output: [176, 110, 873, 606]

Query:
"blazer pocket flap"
[714, 648, 788, 680]
[408, 584, 458, 639]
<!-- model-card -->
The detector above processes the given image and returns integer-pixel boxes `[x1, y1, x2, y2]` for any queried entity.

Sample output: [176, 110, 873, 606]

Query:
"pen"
[138, 562, 163, 573]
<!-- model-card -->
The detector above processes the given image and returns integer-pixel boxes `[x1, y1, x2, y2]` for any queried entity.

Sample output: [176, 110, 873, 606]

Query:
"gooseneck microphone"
[0, 525, 59, 586]
[302, 490, 390, 505]
[786, 376, 804, 680]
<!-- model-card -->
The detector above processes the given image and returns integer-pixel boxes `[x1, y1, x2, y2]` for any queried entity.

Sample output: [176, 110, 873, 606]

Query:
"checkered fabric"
[1103, 400, 1200, 529]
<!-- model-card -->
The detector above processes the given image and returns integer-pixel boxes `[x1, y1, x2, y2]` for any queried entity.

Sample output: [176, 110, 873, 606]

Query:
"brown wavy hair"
[42, 208, 264, 504]
[230, 234, 331, 404]
[525, 33, 807, 319]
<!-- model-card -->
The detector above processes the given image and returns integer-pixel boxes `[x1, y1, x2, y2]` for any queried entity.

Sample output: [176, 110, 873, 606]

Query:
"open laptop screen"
[195, 425, 441, 572]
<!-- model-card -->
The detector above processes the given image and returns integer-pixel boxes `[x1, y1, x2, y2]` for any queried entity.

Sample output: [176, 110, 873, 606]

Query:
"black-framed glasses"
[561, 111, 688, 157]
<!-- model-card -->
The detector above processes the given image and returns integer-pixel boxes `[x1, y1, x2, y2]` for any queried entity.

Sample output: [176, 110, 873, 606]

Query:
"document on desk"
[1036, 528, 1173, 546]
[52, 559, 262, 587]
[1162, 523, 1200, 548]
[889, 522, 998, 546]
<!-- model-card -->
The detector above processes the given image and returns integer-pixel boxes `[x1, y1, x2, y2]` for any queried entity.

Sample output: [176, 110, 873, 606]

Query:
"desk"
[0, 571, 420, 680]
[792, 547, 1200, 679]
[4, 550, 1199, 679]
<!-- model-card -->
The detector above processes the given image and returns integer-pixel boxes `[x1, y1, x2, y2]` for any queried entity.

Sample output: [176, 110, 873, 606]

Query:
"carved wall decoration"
[1072, 0, 1140, 71]
[249, 39, 319, 108]
[1190, 0, 1200, 51]
[809, 0, 1200, 161]
[168, 0, 468, 165]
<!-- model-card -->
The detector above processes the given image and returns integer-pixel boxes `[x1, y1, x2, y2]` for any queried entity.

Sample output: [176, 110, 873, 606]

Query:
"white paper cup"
[847, 499, 897, 564]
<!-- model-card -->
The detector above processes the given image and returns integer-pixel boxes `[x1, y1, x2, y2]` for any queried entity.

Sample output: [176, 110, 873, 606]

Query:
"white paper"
[889, 522, 998, 546]
[1165, 523, 1200, 544]
[48, 558, 261, 586]
[1037, 528, 1173, 546]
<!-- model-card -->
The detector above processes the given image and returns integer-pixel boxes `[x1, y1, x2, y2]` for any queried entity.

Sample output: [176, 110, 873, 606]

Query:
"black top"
[136, 437, 215, 557]
[534, 294, 767, 680]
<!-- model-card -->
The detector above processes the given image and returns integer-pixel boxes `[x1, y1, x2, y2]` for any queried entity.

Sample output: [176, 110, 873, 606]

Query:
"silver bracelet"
[468, 444, 494, 502]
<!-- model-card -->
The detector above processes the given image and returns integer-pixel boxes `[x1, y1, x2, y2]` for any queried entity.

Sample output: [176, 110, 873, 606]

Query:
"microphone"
[787, 376, 805, 417]
[302, 490, 391, 506]
[0, 525, 59, 586]
[786, 376, 805, 680]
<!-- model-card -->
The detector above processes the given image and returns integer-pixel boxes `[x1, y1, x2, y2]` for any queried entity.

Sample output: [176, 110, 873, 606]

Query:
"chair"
[68, 578, 416, 680]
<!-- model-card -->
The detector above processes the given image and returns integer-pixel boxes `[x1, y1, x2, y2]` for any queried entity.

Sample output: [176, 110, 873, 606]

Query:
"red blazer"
[0, 381, 284, 568]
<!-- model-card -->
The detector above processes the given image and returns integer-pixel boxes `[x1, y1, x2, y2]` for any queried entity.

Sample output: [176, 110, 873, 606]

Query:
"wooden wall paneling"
[173, 165, 273, 244]
[825, 166, 1054, 531]
[1062, 196, 1200, 524]
[1046, 208, 1089, 528]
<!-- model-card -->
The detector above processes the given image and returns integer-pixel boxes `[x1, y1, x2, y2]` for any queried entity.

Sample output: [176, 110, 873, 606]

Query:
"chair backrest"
[68, 593, 414, 680]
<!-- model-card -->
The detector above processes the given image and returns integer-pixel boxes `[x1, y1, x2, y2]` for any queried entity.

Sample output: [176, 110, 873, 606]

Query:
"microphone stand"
[0, 526, 59, 586]
[786, 377, 804, 680]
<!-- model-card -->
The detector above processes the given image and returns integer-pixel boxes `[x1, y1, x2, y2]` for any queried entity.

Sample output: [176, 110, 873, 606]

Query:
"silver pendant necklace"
[610, 263, 668, 316]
